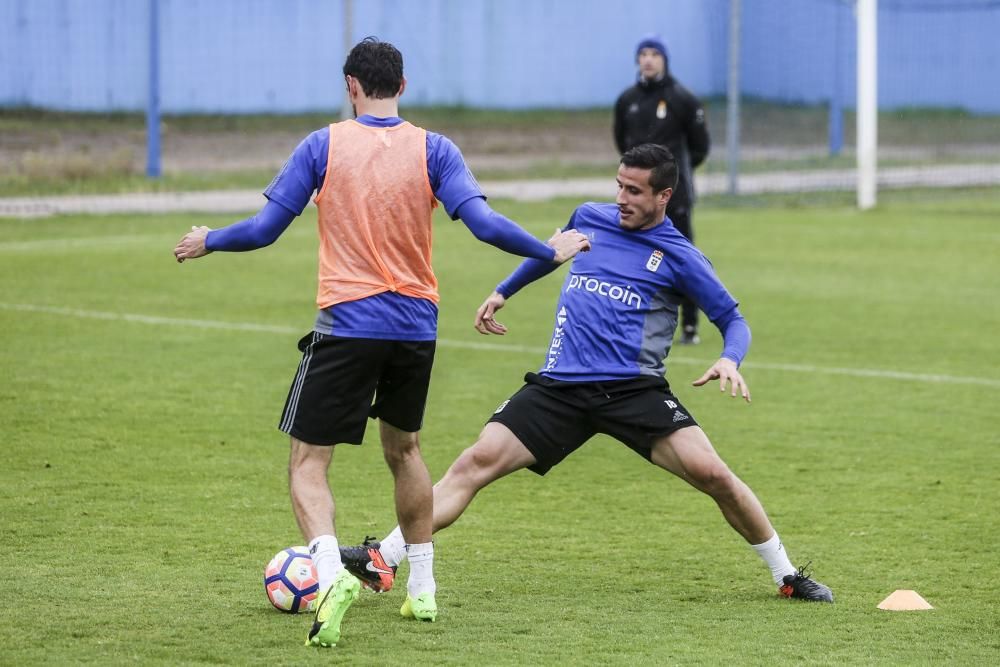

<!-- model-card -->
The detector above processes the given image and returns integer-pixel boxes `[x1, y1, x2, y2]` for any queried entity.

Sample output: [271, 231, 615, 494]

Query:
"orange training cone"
[877, 590, 934, 611]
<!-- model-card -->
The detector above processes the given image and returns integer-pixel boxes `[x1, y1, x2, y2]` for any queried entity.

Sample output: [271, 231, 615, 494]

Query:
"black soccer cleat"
[678, 325, 700, 345]
[339, 537, 396, 593]
[779, 563, 833, 602]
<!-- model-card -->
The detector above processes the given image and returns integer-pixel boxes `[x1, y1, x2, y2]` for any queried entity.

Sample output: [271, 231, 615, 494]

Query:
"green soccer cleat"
[304, 570, 361, 648]
[400, 592, 437, 622]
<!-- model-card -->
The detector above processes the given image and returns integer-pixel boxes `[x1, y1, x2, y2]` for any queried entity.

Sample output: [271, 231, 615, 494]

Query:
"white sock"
[751, 532, 797, 585]
[405, 542, 436, 597]
[308, 534, 343, 590]
[379, 526, 407, 568]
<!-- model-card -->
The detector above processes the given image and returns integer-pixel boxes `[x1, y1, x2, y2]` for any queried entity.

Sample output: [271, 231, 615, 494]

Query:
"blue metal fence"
[1, 0, 998, 113]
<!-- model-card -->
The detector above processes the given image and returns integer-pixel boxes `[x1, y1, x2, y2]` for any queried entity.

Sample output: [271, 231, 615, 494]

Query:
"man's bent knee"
[693, 463, 742, 498]
[447, 445, 496, 484]
[442, 423, 535, 488]
[653, 427, 740, 495]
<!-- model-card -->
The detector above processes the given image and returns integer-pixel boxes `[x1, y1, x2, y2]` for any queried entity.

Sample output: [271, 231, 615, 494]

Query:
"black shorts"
[278, 331, 436, 446]
[487, 372, 698, 475]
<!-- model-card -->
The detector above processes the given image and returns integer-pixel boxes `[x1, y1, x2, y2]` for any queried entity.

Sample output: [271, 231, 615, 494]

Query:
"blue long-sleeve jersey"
[500, 203, 750, 382]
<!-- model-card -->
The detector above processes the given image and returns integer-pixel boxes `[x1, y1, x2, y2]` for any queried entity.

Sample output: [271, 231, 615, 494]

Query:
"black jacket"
[613, 75, 710, 206]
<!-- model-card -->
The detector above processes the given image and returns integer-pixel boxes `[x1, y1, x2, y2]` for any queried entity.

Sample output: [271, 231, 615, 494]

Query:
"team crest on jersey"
[646, 250, 663, 272]
[656, 100, 668, 119]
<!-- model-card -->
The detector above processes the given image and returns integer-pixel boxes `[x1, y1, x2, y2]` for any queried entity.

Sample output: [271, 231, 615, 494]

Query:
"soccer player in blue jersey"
[340, 143, 833, 604]
[173, 37, 590, 647]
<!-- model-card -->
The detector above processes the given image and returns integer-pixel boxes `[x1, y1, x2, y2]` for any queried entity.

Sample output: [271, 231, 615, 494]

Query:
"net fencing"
[1, 0, 997, 205]
[714, 0, 1000, 200]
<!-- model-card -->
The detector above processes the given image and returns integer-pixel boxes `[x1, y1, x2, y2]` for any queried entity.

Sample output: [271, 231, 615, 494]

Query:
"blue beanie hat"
[635, 34, 668, 62]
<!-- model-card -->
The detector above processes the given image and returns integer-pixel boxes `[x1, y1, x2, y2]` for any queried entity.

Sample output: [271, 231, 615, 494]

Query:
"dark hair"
[620, 143, 678, 192]
[342, 37, 404, 99]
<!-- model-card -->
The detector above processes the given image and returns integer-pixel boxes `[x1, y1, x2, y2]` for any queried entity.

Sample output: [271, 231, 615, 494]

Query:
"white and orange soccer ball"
[264, 546, 319, 613]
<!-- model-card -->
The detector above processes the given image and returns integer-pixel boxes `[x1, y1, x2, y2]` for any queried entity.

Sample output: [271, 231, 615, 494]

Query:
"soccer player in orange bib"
[173, 37, 590, 647]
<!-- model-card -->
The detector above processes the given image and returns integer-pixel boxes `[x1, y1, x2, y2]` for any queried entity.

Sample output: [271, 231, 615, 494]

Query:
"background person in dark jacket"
[613, 35, 710, 344]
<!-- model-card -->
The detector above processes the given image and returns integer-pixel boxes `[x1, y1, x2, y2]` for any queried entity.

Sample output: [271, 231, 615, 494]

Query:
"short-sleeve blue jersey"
[536, 203, 746, 382]
[263, 116, 485, 341]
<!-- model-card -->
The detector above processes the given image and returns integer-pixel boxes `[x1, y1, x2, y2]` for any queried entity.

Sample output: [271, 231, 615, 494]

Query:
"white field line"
[2, 302, 998, 388]
[0, 235, 162, 252]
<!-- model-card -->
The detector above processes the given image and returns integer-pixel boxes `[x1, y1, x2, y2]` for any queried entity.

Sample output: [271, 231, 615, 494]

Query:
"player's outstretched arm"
[174, 225, 212, 263]
[692, 357, 751, 403]
[688, 304, 751, 402]
[547, 227, 591, 263]
[474, 223, 590, 334]
[173, 199, 296, 263]
[456, 198, 589, 262]
[678, 268, 751, 401]
[474, 291, 507, 336]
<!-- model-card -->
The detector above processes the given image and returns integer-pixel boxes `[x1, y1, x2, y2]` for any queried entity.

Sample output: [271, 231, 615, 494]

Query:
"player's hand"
[174, 226, 213, 263]
[547, 228, 591, 264]
[692, 357, 751, 403]
[474, 291, 508, 336]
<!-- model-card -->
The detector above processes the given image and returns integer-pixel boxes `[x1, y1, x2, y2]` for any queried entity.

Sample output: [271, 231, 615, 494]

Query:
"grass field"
[2, 190, 999, 664]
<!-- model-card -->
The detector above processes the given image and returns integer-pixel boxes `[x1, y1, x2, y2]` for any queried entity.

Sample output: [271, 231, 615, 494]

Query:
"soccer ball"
[264, 546, 319, 613]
